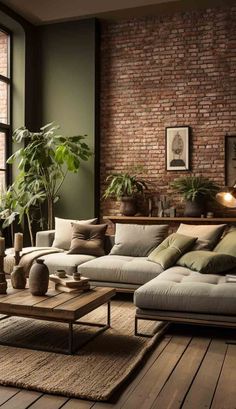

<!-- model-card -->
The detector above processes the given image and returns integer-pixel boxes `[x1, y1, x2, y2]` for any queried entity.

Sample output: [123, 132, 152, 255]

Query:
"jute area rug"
[0, 300, 161, 401]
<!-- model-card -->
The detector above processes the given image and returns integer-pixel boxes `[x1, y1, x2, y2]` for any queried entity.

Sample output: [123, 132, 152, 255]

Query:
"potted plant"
[171, 175, 219, 217]
[103, 171, 148, 216]
[5, 123, 92, 244]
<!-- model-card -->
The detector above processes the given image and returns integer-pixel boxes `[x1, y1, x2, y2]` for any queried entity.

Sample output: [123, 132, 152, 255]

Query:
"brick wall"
[0, 30, 8, 124]
[100, 5, 236, 217]
[0, 30, 8, 191]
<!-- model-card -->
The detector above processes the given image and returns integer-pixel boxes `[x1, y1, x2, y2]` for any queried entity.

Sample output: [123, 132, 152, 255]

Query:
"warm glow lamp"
[216, 182, 236, 208]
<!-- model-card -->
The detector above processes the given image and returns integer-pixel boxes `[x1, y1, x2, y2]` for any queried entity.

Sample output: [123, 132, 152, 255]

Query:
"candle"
[14, 233, 23, 252]
[0, 237, 5, 256]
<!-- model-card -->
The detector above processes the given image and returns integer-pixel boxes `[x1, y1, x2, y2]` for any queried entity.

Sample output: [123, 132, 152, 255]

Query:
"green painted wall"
[39, 19, 97, 220]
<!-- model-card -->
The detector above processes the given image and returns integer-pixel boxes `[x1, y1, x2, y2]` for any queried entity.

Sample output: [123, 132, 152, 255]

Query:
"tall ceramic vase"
[29, 259, 49, 296]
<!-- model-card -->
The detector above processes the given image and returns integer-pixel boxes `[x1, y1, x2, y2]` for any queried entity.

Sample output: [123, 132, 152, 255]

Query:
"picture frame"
[225, 134, 236, 187]
[166, 126, 190, 171]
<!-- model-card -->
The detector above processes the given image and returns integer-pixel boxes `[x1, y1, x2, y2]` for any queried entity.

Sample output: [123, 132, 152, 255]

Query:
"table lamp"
[216, 182, 236, 208]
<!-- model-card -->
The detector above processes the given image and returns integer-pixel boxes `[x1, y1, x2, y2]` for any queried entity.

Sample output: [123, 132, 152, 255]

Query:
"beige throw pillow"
[177, 223, 226, 250]
[110, 223, 169, 257]
[52, 217, 97, 250]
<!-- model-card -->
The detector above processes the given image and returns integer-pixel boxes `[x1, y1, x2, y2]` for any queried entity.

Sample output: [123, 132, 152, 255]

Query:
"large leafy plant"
[103, 171, 148, 199]
[6, 123, 92, 240]
[171, 176, 219, 202]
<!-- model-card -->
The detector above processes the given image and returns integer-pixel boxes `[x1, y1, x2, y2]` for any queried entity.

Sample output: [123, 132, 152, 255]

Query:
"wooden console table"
[103, 215, 236, 224]
[103, 216, 236, 233]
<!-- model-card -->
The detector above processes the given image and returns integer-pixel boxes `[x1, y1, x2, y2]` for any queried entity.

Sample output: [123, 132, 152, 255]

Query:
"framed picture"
[225, 134, 236, 187]
[166, 126, 190, 171]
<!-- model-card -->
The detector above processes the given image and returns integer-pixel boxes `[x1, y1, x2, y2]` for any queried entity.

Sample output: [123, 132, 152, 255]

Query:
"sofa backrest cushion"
[214, 229, 236, 256]
[147, 233, 197, 269]
[67, 223, 107, 256]
[177, 223, 226, 250]
[177, 250, 236, 274]
[110, 223, 168, 257]
[52, 217, 97, 250]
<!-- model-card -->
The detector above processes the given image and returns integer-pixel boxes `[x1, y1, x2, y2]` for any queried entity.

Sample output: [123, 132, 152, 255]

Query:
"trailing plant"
[171, 175, 219, 202]
[103, 170, 148, 199]
[7, 123, 92, 235]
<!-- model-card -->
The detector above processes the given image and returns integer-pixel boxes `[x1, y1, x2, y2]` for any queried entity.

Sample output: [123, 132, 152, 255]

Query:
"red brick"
[100, 5, 236, 217]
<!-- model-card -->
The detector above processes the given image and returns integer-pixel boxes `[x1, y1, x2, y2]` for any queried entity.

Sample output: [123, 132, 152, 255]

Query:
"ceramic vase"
[29, 259, 49, 296]
[11, 266, 26, 289]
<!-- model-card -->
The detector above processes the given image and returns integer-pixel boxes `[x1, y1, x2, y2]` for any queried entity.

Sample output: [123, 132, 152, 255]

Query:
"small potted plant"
[103, 171, 148, 216]
[171, 175, 219, 217]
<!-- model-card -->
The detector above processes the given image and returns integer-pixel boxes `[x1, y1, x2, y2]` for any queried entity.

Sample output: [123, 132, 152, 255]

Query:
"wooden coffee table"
[0, 285, 116, 354]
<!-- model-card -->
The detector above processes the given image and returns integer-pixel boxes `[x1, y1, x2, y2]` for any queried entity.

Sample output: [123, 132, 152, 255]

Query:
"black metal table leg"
[107, 301, 111, 327]
[68, 322, 73, 354]
[135, 315, 138, 336]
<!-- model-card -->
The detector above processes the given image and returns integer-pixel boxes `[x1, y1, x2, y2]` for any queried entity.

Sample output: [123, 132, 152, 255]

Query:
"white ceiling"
[0, 0, 178, 24]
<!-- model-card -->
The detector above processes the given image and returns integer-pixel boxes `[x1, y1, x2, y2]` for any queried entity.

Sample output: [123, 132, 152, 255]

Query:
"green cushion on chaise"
[214, 229, 236, 257]
[177, 250, 236, 274]
[148, 233, 197, 269]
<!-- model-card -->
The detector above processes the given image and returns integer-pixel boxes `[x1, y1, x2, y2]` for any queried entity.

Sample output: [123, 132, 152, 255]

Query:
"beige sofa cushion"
[78, 255, 164, 285]
[177, 223, 226, 249]
[42, 253, 96, 275]
[52, 217, 97, 250]
[134, 266, 236, 315]
[110, 223, 168, 257]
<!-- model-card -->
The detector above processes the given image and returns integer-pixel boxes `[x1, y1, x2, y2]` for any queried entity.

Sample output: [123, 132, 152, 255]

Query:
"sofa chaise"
[134, 266, 236, 334]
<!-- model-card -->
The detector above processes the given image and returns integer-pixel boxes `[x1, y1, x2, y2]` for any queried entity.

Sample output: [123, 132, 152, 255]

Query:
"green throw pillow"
[148, 233, 197, 269]
[177, 250, 236, 274]
[214, 229, 236, 257]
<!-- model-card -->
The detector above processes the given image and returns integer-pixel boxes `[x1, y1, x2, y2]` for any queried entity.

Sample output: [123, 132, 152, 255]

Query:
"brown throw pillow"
[52, 217, 98, 250]
[68, 223, 107, 256]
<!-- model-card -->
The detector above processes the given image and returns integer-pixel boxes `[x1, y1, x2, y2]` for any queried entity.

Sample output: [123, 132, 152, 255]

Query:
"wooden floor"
[0, 322, 235, 409]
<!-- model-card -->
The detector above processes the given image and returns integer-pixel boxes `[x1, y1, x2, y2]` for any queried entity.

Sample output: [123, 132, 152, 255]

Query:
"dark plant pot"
[184, 199, 205, 217]
[120, 196, 137, 216]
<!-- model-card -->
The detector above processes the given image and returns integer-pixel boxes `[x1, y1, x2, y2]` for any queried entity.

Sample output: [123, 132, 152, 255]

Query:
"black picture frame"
[165, 126, 190, 171]
[225, 134, 236, 187]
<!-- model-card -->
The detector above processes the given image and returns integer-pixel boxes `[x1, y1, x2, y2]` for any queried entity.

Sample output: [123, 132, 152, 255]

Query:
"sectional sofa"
[32, 220, 236, 331]
[0, 219, 232, 334]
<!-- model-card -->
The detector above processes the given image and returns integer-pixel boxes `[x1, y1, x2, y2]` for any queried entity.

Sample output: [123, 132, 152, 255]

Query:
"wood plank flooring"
[0, 320, 235, 408]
